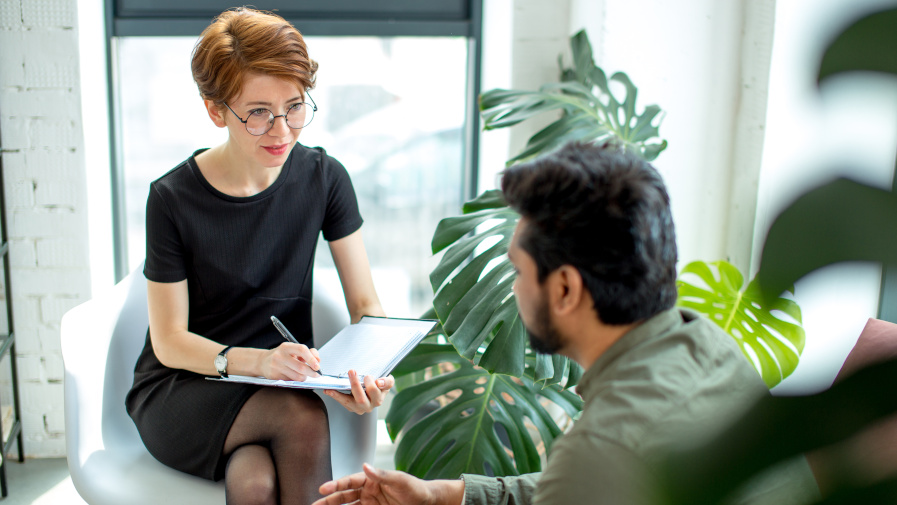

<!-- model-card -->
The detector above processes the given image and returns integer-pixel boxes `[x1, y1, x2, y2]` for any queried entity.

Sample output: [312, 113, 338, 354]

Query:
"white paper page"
[213, 375, 352, 391]
[317, 324, 420, 377]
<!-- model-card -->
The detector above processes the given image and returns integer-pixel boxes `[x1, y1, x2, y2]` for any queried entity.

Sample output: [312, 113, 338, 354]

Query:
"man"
[313, 141, 819, 505]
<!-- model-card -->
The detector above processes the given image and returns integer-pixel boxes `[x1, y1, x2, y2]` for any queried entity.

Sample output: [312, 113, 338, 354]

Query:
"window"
[108, 1, 482, 317]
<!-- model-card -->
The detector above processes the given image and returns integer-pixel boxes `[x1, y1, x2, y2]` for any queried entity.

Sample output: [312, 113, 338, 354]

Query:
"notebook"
[208, 316, 437, 392]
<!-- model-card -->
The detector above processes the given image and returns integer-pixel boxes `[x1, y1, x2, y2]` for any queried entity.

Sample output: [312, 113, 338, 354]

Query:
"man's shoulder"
[576, 308, 767, 456]
[649, 308, 760, 383]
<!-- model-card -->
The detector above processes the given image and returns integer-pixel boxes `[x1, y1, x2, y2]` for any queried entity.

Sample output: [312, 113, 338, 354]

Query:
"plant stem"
[465, 373, 497, 471]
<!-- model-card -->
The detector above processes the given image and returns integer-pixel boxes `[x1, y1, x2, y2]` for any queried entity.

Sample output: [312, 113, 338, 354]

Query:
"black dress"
[125, 144, 363, 481]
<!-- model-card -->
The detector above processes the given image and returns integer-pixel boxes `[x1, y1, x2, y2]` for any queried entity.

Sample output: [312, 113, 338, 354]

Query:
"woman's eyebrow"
[243, 96, 304, 107]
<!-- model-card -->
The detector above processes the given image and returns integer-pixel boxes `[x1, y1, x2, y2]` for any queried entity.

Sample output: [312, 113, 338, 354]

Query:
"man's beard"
[525, 299, 563, 355]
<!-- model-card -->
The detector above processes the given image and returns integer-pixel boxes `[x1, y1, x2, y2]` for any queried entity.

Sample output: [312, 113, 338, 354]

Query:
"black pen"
[270, 316, 346, 379]
[270, 315, 300, 344]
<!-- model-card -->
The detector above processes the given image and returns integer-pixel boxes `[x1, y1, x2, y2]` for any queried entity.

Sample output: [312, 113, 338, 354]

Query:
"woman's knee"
[227, 473, 277, 505]
[225, 445, 277, 505]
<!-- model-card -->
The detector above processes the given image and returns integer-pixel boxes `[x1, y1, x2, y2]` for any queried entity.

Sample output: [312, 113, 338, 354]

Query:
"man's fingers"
[362, 462, 382, 481]
[318, 472, 366, 494]
[311, 472, 367, 505]
[310, 488, 361, 505]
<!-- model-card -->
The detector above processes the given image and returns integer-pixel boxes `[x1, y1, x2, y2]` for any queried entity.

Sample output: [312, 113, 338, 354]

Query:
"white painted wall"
[569, 0, 772, 273]
[478, 0, 573, 191]
[0, 0, 91, 457]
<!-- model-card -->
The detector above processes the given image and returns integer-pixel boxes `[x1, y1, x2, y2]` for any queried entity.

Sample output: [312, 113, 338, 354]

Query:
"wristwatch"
[215, 346, 233, 378]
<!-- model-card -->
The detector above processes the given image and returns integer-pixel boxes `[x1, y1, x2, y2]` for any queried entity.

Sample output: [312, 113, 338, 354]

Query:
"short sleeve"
[144, 183, 188, 282]
[320, 155, 363, 242]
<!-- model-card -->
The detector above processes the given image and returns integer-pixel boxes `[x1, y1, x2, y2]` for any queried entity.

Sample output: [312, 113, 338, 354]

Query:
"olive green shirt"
[461, 308, 819, 505]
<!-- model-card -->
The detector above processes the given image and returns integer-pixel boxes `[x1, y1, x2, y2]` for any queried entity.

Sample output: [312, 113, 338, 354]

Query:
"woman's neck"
[195, 144, 283, 197]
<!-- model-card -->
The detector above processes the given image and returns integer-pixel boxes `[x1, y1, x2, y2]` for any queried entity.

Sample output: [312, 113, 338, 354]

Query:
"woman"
[125, 7, 391, 504]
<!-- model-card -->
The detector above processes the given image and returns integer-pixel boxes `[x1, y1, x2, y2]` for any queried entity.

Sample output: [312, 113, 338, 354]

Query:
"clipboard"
[208, 316, 437, 391]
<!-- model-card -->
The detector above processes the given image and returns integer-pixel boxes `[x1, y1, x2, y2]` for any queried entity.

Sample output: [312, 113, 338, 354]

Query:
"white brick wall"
[0, 0, 90, 458]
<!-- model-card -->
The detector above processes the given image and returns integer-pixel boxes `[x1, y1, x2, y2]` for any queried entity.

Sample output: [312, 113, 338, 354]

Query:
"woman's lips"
[263, 144, 289, 156]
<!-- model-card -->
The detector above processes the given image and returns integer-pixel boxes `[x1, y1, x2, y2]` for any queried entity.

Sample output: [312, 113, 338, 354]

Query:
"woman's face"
[220, 73, 306, 170]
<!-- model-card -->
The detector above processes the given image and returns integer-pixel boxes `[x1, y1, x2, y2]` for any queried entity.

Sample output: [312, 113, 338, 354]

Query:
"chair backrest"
[103, 266, 152, 448]
[310, 268, 351, 347]
[62, 263, 370, 495]
[62, 264, 149, 463]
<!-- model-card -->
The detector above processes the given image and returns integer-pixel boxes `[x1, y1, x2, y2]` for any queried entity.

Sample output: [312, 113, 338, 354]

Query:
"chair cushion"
[836, 318, 897, 378]
[72, 446, 224, 505]
[807, 318, 897, 492]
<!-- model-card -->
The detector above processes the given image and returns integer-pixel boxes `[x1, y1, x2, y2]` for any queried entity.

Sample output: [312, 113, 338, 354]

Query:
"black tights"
[222, 387, 332, 505]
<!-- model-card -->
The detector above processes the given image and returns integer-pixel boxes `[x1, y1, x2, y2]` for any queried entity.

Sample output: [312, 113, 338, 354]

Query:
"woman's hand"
[323, 370, 394, 415]
[258, 342, 322, 381]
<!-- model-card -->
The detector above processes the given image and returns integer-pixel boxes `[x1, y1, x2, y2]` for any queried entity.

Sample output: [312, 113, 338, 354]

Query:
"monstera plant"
[386, 29, 805, 480]
[481, 30, 667, 165]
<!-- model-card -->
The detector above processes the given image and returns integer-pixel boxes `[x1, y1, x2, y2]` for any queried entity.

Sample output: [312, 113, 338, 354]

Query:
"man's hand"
[323, 370, 394, 415]
[312, 463, 464, 505]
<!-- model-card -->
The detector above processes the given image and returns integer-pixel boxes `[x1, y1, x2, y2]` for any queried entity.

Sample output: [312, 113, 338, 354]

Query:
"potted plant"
[386, 29, 805, 480]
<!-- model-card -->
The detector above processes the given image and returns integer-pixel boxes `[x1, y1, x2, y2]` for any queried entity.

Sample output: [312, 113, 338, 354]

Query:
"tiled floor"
[1, 420, 396, 504]
[1, 457, 84, 505]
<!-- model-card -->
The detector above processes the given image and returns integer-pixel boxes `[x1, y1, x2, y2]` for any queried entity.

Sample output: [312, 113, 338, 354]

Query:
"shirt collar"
[575, 308, 687, 399]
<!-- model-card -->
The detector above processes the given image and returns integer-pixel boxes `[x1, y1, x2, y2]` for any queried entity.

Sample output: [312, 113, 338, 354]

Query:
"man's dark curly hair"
[501, 141, 678, 325]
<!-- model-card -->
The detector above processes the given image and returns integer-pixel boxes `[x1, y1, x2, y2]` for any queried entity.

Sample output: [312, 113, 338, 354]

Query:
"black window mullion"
[113, 18, 474, 37]
[879, 156, 897, 323]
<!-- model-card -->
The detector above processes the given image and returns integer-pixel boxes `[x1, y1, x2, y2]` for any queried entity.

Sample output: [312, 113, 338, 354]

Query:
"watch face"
[215, 354, 227, 373]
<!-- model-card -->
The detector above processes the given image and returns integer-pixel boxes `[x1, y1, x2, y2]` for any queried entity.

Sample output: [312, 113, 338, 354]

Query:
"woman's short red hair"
[191, 7, 318, 105]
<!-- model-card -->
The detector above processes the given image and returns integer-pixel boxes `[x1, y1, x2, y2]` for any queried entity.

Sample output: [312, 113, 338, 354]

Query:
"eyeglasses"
[224, 92, 317, 136]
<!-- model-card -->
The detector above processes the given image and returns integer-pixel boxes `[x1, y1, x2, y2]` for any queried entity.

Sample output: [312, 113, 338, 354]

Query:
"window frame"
[104, 0, 483, 281]
[880, 170, 897, 323]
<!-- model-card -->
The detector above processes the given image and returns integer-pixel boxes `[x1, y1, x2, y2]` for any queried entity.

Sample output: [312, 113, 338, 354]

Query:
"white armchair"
[61, 264, 377, 505]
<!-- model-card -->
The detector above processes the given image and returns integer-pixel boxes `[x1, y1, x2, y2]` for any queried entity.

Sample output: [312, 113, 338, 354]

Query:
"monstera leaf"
[677, 261, 805, 388]
[816, 6, 897, 83]
[387, 343, 583, 479]
[480, 30, 667, 164]
[756, 179, 897, 304]
[430, 190, 581, 386]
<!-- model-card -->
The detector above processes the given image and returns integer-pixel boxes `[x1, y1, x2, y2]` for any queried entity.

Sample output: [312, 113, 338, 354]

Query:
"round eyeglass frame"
[223, 92, 317, 136]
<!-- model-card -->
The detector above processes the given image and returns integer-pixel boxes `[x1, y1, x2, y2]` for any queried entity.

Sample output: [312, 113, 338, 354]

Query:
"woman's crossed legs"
[223, 387, 332, 505]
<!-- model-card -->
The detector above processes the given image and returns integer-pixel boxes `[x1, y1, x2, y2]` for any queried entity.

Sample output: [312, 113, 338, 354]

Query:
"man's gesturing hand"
[312, 463, 464, 505]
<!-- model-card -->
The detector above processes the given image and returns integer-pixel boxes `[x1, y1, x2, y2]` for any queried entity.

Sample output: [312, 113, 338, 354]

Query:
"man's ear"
[204, 99, 228, 128]
[548, 265, 584, 316]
